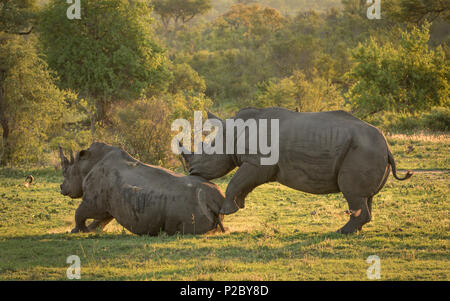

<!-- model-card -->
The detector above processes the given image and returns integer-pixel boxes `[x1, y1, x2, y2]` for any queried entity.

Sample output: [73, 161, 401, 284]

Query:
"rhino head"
[59, 146, 87, 198]
[59, 143, 112, 198]
[180, 112, 236, 180]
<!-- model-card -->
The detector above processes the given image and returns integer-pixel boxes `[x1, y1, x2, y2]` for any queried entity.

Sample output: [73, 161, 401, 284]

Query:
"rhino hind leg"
[86, 216, 114, 232]
[72, 201, 111, 233]
[338, 194, 371, 234]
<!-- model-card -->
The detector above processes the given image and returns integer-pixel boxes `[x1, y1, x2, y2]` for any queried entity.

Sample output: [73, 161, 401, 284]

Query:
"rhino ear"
[78, 150, 91, 160]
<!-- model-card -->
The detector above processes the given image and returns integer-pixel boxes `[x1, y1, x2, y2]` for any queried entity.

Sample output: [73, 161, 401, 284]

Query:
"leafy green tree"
[167, 62, 206, 95]
[0, 35, 72, 164]
[153, 0, 212, 30]
[106, 92, 211, 165]
[221, 3, 285, 37]
[347, 23, 449, 117]
[0, 0, 73, 164]
[39, 0, 170, 133]
[254, 71, 345, 112]
[0, 0, 37, 34]
[386, 0, 450, 24]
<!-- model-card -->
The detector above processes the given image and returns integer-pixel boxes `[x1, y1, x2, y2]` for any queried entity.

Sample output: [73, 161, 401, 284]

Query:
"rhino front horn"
[69, 149, 74, 164]
[58, 145, 69, 168]
[207, 111, 222, 121]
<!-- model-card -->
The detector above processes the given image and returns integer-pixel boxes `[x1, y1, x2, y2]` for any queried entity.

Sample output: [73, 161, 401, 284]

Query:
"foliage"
[167, 62, 206, 96]
[1, 0, 450, 167]
[366, 107, 450, 133]
[0, 0, 37, 33]
[39, 0, 170, 122]
[347, 23, 449, 117]
[253, 71, 345, 112]
[0, 35, 74, 165]
[153, 0, 212, 29]
[386, 0, 450, 24]
[422, 107, 450, 132]
[104, 92, 211, 165]
[107, 97, 172, 165]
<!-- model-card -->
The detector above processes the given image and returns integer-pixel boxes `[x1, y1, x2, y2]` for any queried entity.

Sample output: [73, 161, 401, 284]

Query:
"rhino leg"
[220, 163, 276, 215]
[357, 196, 373, 231]
[337, 194, 371, 234]
[72, 201, 110, 233]
[86, 217, 114, 232]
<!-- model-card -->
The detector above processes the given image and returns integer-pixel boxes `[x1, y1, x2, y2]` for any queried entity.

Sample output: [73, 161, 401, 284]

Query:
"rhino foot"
[336, 221, 360, 234]
[71, 226, 88, 234]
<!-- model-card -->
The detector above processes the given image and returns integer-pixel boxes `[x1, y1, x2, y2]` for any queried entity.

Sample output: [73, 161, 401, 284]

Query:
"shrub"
[422, 107, 450, 131]
[365, 107, 450, 133]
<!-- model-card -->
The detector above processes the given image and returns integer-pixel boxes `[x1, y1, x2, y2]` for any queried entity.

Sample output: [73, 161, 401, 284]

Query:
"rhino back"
[86, 152, 222, 235]
[250, 109, 387, 194]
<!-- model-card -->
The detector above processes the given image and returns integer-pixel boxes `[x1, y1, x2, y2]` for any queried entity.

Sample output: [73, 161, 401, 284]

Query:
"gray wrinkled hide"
[182, 107, 412, 234]
[60, 143, 225, 235]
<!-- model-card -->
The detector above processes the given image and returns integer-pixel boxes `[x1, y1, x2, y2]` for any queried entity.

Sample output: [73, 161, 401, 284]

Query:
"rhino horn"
[178, 140, 192, 161]
[58, 145, 69, 169]
[207, 111, 222, 121]
[69, 149, 74, 164]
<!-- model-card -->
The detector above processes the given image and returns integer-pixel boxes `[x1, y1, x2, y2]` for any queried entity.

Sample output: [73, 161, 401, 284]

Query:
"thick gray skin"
[59, 142, 225, 235]
[182, 107, 413, 234]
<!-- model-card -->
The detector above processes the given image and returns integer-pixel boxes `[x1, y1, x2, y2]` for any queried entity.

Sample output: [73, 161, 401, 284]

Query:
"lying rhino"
[181, 107, 413, 234]
[59, 142, 225, 235]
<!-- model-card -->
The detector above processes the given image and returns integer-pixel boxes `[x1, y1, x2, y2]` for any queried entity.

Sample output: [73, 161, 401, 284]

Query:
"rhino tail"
[387, 149, 413, 181]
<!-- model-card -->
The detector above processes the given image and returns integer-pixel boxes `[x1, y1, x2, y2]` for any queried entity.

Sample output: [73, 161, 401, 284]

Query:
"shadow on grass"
[2, 229, 446, 266]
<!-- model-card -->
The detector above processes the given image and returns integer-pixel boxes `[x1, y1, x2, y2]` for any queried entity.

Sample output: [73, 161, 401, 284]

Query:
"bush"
[422, 107, 450, 131]
[107, 97, 173, 165]
[103, 93, 211, 167]
[365, 107, 450, 132]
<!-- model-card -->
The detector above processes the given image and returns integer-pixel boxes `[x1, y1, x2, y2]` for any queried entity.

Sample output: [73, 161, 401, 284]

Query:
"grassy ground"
[0, 133, 448, 280]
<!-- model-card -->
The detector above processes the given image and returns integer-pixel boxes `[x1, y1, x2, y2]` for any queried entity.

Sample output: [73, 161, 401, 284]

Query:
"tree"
[106, 92, 211, 165]
[0, 0, 69, 164]
[152, 0, 212, 29]
[39, 0, 170, 135]
[221, 3, 285, 39]
[254, 71, 345, 112]
[386, 0, 450, 24]
[0, 35, 71, 164]
[0, 0, 37, 35]
[347, 23, 449, 117]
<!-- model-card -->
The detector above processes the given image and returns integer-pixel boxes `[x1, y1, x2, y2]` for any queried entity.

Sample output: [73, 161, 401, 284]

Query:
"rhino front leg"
[71, 204, 89, 233]
[220, 163, 277, 215]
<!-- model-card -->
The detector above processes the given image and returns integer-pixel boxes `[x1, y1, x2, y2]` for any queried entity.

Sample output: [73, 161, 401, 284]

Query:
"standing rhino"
[181, 107, 413, 234]
[59, 142, 225, 235]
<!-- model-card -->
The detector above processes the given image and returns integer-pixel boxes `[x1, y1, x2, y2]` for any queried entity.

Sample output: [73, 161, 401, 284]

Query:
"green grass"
[0, 134, 448, 280]
[387, 132, 450, 170]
